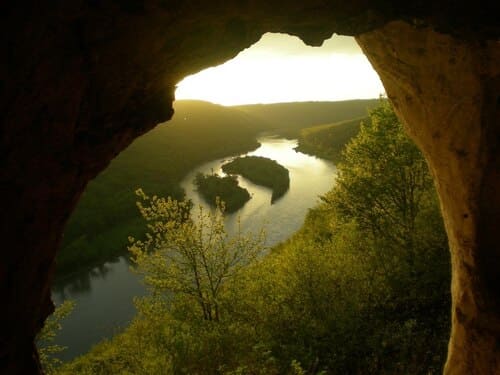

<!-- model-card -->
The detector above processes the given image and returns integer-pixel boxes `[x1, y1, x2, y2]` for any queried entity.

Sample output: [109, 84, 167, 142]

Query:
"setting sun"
[175, 33, 385, 105]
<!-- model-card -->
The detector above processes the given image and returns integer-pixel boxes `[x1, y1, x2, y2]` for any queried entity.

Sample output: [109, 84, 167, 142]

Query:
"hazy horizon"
[175, 33, 385, 106]
[174, 97, 381, 107]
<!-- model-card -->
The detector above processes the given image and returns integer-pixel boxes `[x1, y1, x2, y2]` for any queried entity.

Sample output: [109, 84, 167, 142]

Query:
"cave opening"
[50, 32, 389, 365]
[2, 3, 498, 373]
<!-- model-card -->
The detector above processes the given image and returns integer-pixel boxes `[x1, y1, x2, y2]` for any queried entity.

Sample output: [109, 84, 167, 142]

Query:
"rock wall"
[0, 1, 498, 373]
[357, 22, 500, 374]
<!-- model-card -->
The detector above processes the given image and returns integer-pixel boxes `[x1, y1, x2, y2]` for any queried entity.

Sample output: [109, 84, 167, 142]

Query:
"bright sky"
[175, 33, 385, 106]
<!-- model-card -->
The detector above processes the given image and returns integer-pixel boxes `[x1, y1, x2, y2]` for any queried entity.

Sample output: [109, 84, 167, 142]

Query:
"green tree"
[323, 101, 437, 250]
[319, 100, 450, 372]
[129, 189, 265, 322]
[36, 300, 75, 374]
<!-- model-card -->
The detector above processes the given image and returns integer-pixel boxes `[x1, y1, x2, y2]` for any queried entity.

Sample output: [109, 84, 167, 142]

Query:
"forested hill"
[234, 99, 379, 136]
[296, 116, 370, 163]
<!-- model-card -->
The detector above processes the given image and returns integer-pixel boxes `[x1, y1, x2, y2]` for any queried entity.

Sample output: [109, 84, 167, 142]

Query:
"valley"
[48, 101, 451, 374]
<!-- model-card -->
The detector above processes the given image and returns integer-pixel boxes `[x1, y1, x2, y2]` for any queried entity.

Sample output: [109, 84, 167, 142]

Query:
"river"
[52, 135, 336, 361]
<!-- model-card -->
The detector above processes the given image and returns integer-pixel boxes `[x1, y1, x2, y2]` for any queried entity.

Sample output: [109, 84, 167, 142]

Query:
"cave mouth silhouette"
[54, 32, 384, 361]
[1, 2, 498, 373]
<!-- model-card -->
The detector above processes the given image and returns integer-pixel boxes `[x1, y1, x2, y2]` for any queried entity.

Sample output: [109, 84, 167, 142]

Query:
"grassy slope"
[295, 116, 370, 163]
[234, 99, 378, 137]
[58, 100, 266, 277]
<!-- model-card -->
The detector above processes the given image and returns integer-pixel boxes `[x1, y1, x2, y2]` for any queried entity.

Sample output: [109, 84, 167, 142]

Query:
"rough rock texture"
[0, 1, 498, 374]
[357, 22, 500, 374]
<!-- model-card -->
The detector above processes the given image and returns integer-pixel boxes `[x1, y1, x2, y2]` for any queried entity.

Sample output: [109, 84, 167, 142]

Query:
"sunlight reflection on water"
[181, 135, 337, 246]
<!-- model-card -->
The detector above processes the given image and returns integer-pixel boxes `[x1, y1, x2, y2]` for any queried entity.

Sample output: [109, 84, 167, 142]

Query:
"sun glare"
[175, 33, 384, 106]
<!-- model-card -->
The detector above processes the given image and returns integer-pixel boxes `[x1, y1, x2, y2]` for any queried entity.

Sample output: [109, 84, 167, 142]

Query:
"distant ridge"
[233, 99, 379, 135]
[171, 100, 271, 130]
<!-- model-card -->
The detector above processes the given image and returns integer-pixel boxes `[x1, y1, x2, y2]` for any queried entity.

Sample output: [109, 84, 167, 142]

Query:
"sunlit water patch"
[181, 136, 336, 245]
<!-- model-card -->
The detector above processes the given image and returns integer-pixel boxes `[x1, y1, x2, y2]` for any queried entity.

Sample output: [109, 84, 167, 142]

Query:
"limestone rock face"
[357, 22, 500, 374]
[0, 1, 498, 373]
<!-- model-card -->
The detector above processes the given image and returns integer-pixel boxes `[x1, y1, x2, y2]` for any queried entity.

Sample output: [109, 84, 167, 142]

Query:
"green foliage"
[58, 297, 279, 375]
[222, 156, 290, 202]
[295, 117, 368, 162]
[57, 309, 174, 375]
[60, 190, 273, 375]
[323, 101, 437, 248]
[242, 212, 449, 373]
[129, 189, 265, 322]
[193, 173, 251, 213]
[37, 300, 75, 374]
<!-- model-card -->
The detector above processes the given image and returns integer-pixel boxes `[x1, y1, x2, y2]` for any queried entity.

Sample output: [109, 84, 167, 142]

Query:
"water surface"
[181, 136, 337, 245]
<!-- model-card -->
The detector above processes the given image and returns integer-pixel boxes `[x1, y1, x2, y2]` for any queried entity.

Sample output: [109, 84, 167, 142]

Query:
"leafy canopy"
[129, 189, 265, 322]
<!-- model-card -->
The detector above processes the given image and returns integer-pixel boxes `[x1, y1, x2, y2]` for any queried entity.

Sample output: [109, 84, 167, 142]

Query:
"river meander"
[52, 135, 337, 360]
